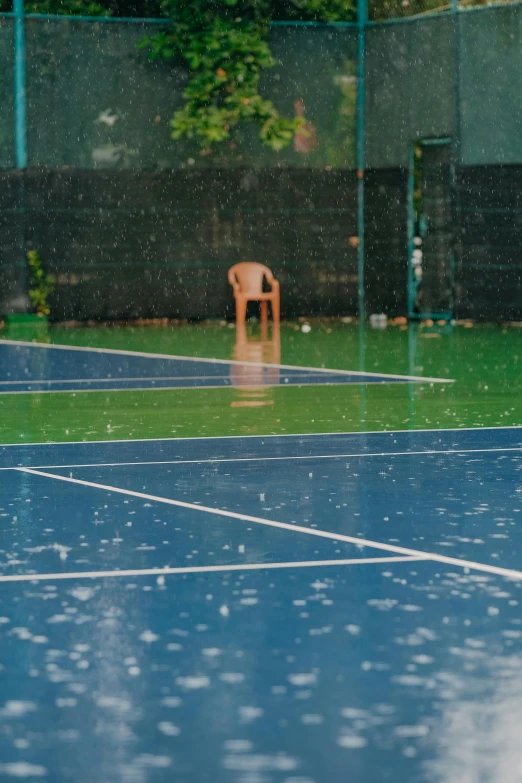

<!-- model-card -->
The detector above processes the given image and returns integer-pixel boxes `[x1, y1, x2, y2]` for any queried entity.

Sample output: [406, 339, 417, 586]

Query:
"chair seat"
[235, 292, 276, 300]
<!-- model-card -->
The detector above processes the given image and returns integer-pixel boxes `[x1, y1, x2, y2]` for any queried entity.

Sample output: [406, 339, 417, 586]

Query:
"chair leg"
[260, 319, 268, 342]
[260, 301, 268, 326]
[235, 297, 247, 327]
[272, 324, 281, 363]
[271, 293, 280, 324]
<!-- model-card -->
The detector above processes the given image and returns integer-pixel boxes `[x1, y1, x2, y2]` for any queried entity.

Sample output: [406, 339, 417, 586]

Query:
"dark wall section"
[365, 168, 408, 316]
[0, 168, 358, 321]
[0, 172, 27, 315]
[363, 163, 522, 322]
[455, 165, 522, 321]
[2, 164, 521, 322]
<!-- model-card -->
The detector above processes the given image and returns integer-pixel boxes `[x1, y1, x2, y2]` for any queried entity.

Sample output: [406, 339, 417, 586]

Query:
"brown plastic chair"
[228, 262, 280, 327]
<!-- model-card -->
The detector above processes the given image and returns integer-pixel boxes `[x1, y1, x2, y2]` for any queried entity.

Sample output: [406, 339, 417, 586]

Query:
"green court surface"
[0, 320, 520, 444]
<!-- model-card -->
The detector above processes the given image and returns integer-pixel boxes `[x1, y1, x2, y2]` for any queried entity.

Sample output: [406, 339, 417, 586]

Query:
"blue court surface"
[1, 426, 522, 781]
[0, 340, 450, 393]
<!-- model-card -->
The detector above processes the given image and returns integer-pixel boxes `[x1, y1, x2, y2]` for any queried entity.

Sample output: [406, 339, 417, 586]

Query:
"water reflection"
[229, 324, 280, 406]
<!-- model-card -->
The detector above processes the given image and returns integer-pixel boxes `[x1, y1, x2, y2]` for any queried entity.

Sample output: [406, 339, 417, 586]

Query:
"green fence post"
[357, 0, 367, 324]
[10, 0, 28, 318]
[452, 0, 460, 320]
[407, 142, 415, 318]
[14, 0, 27, 169]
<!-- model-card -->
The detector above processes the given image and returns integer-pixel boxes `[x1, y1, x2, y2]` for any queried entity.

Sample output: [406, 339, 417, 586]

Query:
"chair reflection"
[230, 323, 281, 391]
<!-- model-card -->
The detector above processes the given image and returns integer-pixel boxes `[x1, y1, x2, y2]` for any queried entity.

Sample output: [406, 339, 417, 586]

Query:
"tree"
[141, 0, 355, 152]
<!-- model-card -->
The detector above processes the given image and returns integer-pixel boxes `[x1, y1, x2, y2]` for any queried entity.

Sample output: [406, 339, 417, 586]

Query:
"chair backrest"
[228, 262, 274, 296]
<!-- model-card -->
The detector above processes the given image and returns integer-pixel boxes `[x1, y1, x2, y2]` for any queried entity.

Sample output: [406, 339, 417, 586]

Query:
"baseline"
[0, 556, 424, 584]
[0, 379, 434, 395]
[2, 444, 521, 471]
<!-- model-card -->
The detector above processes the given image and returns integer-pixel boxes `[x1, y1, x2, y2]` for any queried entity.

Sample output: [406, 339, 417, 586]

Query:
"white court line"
[16, 467, 522, 582]
[0, 375, 234, 385]
[2, 445, 521, 472]
[0, 379, 420, 396]
[0, 338, 453, 383]
[0, 424, 520, 449]
[0, 556, 425, 584]
[0, 370, 366, 386]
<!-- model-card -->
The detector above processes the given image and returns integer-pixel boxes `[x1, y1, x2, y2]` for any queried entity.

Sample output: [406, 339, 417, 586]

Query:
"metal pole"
[14, 0, 27, 169]
[407, 142, 415, 318]
[356, 0, 367, 324]
[11, 0, 28, 318]
[451, 0, 460, 319]
[356, 0, 367, 383]
[452, 0, 459, 147]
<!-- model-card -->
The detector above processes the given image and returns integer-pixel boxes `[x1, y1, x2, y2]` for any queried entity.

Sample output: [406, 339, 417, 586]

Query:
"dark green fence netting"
[459, 4, 522, 165]
[25, 18, 184, 169]
[365, 15, 456, 168]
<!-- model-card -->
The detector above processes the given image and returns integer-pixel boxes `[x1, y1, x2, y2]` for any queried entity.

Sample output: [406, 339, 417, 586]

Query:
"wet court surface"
[1, 427, 522, 781]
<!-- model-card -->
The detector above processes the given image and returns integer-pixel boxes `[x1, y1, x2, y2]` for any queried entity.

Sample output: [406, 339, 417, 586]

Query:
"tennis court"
[0, 323, 521, 781]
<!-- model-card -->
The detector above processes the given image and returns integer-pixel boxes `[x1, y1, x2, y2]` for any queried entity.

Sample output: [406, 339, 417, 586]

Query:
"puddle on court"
[1, 563, 522, 782]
